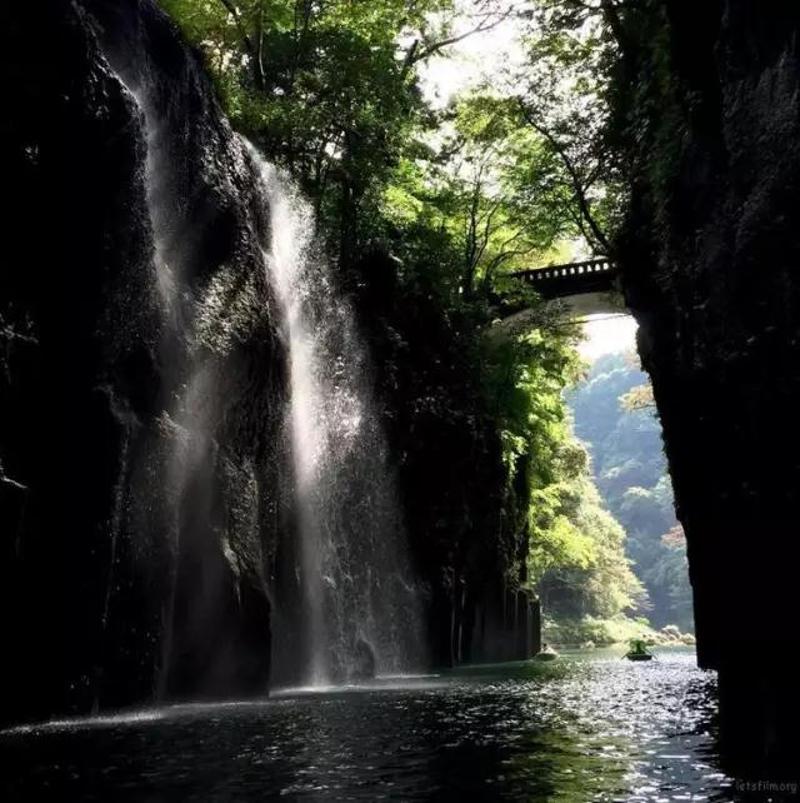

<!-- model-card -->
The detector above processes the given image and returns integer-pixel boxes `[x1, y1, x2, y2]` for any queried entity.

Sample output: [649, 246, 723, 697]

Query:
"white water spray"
[247, 143, 424, 685]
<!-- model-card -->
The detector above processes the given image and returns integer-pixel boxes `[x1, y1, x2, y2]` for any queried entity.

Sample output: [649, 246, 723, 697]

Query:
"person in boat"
[629, 638, 649, 656]
[535, 642, 559, 660]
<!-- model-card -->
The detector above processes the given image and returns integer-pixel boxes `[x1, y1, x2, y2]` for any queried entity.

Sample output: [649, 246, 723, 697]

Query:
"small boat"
[625, 638, 654, 661]
[534, 645, 559, 661]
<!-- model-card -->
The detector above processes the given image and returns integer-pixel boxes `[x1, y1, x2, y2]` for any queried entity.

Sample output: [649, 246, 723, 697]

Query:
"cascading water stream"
[246, 143, 425, 685]
[90, 9, 422, 691]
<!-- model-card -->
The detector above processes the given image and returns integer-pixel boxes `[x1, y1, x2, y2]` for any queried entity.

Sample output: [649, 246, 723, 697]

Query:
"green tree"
[568, 352, 693, 630]
[162, 0, 512, 267]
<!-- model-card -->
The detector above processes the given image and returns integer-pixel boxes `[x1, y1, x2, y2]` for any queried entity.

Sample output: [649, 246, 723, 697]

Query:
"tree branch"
[402, 7, 513, 73]
[518, 100, 610, 253]
[217, 0, 265, 88]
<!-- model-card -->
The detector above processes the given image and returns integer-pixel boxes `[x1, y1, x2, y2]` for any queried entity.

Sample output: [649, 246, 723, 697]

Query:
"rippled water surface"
[1, 647, 734, 801]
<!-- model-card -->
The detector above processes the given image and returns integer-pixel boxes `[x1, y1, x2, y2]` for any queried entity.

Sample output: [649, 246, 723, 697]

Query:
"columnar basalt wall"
[616, 0, 800, 775]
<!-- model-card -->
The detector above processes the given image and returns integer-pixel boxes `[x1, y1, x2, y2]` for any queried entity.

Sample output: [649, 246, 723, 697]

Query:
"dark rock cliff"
[351, 249, 541, 668]
[0, 0, 539, 727]
[615, 0, 800, 776]
[0, 0, 283, 724]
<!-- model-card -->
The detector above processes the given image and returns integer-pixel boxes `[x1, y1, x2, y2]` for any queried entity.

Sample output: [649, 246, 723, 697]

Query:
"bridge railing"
[509, 257, 614, 283]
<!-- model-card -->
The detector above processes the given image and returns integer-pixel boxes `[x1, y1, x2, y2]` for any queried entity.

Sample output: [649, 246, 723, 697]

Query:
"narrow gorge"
[3, 0, 800, 796]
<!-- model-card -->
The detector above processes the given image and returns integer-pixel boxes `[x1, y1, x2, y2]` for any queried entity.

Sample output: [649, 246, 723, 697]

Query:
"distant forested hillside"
[568, 352, 693, 631]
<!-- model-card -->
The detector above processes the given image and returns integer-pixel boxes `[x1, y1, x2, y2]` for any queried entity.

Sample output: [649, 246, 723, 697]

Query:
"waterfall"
[88, 0, 422, 695]
[246, 143, 424, 685]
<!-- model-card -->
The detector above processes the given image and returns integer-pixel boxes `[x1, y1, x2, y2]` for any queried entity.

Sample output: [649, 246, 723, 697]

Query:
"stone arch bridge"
[495, 257, 625, 333]
[509, 257, 618, 301]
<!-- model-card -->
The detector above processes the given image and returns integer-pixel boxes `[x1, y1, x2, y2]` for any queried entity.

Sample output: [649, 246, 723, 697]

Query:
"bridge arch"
[493, 257, 627, 335]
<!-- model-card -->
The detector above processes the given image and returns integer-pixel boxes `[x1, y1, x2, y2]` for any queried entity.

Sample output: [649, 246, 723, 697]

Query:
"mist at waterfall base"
[246, 145, 426, 685]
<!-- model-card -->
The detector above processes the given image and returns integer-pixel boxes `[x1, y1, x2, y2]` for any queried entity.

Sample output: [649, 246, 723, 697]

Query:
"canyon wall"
[1, 0, 282, 723]
[617, 0, 800, 775]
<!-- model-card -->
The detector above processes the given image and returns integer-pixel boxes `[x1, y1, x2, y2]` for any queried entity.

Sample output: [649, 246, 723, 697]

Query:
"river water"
[1, 647, 734, 801]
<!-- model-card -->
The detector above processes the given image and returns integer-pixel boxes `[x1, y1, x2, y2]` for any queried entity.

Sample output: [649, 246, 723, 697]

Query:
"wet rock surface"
[616, 0, 800, 776]
[0, 0, 281, 724]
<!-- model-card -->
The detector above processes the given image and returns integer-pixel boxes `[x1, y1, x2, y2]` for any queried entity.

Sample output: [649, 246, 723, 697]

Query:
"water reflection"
[1, 647, 734, 801]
